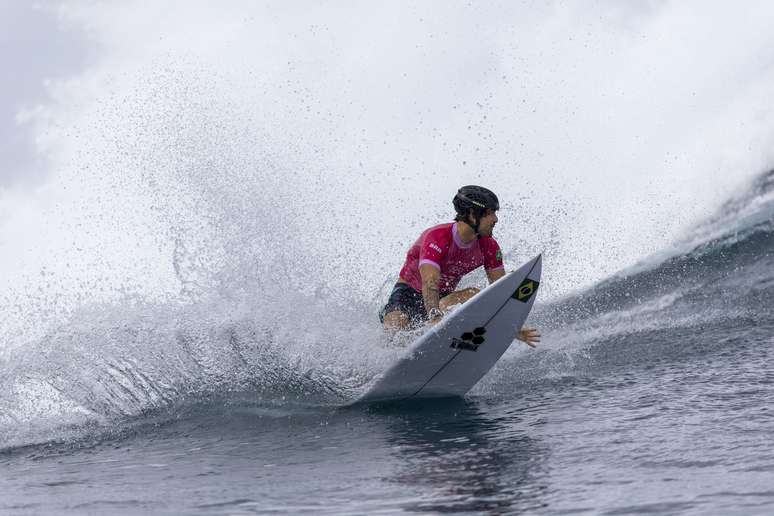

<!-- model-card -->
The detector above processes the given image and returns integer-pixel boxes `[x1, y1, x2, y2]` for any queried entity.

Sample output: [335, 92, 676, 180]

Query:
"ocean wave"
[4, 166, 773, 451]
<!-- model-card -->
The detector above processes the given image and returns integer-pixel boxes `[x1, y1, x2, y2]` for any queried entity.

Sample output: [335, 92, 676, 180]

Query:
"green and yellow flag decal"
[512, 278, 539, 303]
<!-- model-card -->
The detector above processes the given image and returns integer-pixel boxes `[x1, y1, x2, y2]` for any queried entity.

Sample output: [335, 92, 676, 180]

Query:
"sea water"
[2, 3, 774, 514]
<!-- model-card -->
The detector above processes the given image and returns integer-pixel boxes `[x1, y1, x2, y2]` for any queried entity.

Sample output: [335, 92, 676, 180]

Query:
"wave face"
[494, 169, 774, 389]
[2, 3, 774, 451]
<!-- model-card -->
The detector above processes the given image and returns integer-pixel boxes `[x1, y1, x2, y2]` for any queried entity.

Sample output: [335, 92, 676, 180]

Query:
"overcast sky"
[0, 2, 89, 188]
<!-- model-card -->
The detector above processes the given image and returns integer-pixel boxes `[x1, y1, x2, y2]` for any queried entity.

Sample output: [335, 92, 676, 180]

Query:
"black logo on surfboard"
[512, 278, 539, 303]
[450, 327, 486, 352]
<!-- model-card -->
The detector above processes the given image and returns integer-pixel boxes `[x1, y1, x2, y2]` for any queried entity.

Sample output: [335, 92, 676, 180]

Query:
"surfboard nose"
[529, 253, 542, 279]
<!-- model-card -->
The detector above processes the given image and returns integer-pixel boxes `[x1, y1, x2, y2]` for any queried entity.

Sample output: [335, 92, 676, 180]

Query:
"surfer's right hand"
[516, 327, 541, 348]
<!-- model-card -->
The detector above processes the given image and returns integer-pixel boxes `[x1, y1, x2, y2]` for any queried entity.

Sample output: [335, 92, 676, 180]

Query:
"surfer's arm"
[486, 268, 506, 283]
[419, 263, 442, 320]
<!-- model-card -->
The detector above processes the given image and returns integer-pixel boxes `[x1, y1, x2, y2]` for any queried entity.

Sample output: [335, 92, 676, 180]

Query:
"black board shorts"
[379, 283, 427, 325]
[379, 282, 451, 326]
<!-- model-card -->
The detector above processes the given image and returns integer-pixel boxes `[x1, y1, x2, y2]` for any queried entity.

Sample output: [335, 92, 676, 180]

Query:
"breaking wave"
[3, 3, 774, 452]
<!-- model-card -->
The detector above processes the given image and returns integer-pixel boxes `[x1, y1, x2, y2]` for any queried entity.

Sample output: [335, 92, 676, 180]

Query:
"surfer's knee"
[463, 287, 480, 296]
[439, 287, 480, 311]
[455, 287, 481, 302]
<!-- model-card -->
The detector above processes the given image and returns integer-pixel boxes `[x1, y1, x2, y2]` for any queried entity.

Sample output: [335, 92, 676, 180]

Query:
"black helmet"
[453, 185, 499, 215]
[453, 185, 499, 237]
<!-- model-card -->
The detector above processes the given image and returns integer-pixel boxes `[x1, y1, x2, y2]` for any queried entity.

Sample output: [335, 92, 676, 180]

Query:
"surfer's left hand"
[516, 327, 541, 348]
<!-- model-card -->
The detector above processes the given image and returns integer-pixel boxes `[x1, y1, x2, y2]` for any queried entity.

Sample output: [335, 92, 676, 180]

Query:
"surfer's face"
[478, 210, 498, 237]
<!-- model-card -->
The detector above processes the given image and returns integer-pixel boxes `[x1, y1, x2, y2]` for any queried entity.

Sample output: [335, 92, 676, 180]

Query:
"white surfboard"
[358, 254, 542, 403]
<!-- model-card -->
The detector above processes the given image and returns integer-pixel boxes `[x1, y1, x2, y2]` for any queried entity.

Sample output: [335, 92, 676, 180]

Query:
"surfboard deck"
[356, 254, 542, 404]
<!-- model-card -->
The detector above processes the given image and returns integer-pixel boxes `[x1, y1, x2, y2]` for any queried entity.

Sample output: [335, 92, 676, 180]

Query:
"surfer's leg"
[382, 310, 412, 331]
[380, 283, 426, 331]
[439, 287, 480, 312]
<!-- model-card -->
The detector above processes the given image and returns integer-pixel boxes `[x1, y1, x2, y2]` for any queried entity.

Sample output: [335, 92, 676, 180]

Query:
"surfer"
[380, 185, 541, 347]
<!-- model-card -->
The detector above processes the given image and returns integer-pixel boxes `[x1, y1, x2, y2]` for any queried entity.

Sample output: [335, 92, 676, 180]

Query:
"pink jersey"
[399, 222, 504, 296]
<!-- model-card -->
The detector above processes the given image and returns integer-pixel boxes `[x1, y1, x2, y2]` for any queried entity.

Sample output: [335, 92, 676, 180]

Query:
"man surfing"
[380, 185, 541, 347]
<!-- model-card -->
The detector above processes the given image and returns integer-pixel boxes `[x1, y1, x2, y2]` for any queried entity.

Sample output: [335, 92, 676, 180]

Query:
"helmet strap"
[467, 209, 482, 238]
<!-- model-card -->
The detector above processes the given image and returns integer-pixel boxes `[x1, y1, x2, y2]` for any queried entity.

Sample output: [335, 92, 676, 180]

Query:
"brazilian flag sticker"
[512, 278, 539, 303]
[496, 249, 503, 262]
